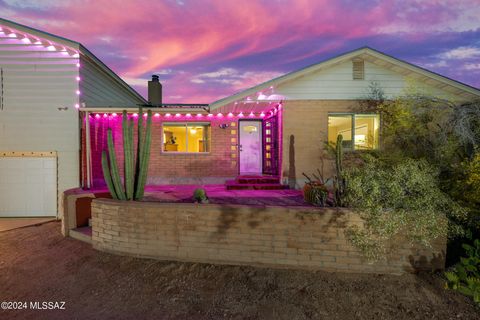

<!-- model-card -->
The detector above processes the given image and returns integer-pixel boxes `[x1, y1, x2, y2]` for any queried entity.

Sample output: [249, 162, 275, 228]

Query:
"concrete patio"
[141, 184, 312, 207]
[0, 217, 56, 232]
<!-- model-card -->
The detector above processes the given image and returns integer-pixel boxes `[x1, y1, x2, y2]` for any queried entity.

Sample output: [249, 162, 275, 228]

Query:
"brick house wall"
[281, 100, 359, 187]
[87, 115, 240, 186]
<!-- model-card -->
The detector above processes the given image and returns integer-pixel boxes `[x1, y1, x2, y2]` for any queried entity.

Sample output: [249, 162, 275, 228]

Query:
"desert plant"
[193, 188, 209, 203]
[302, 171, 330, 206]
[101, 108, 152, 200]
[334, 134, 346, 206]
[303, 183, 328, 207]
[445, 239, 480, 305]
[344, 156, 461, 260]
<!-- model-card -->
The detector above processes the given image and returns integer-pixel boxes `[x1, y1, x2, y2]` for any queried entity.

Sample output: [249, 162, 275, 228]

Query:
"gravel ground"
[0, 221, 478, 320]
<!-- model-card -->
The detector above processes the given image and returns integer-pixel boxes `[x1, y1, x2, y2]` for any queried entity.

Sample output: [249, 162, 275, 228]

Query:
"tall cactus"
[135, 109, 152, 199]
[101, 150, 118, 199]
[334, 134, 345, 206]
[336, 134, 343, 179]
[101, 107, 152, 201]
[123, 110, 134, 200]
[107, 129, 126, 200]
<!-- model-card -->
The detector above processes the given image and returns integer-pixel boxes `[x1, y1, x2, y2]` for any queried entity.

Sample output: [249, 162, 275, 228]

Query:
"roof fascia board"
[0, 17, 80, 51]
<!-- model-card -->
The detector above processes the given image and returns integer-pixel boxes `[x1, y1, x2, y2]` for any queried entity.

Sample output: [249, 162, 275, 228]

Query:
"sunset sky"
[1, 0, 479, 103]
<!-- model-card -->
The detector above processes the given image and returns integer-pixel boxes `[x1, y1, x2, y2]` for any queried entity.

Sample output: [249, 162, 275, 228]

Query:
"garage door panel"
[0, 156, 57, 217]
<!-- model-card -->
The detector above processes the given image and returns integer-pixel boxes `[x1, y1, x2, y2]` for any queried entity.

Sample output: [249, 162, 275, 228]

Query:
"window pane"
[163, 125, 187, 152]
[354, 115, 379, 150]
[328, 115, 353, 149]
[187, 124, 210, 152]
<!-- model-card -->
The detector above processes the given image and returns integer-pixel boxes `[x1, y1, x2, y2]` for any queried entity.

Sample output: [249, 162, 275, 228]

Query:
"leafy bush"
[344, 156, 464, 260]
[462, 153, 480, 206]
[445, 239, 480, 305]
[193, 188, 209, 204]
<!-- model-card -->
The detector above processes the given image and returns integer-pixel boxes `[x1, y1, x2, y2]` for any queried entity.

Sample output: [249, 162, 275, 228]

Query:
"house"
[82, 47, 480, 191]
[1, 17, 480, 220]
[0, 18, 146, 218]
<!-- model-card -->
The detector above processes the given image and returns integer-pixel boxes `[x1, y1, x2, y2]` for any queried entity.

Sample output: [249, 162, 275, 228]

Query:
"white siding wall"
[80, 55, 144, 107]
[0, 36, 80, 216]
[276, 60, 459, 100]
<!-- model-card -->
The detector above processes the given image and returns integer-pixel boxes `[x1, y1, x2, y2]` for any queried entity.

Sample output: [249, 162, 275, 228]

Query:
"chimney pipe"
[148, 75, 162, 106]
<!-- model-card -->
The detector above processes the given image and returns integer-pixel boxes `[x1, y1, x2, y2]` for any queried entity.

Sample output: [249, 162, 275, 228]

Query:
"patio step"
[225, 180, 288, 190]
[235, 176, 280, 184]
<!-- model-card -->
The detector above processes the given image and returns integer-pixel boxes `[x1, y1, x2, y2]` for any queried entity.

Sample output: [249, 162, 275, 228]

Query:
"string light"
[88, 108, 281, 120]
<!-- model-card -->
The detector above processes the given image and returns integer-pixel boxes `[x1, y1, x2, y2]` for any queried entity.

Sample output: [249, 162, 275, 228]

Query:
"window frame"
[161, 122, 211, 154]
[327, 113, 380, 151]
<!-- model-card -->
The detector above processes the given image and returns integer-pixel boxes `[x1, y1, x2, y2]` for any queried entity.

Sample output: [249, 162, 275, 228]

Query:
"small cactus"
[193, 188, 209, 204]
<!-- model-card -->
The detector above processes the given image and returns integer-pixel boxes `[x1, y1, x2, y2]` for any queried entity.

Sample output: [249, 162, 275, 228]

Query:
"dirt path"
[0, 221, 477, 319]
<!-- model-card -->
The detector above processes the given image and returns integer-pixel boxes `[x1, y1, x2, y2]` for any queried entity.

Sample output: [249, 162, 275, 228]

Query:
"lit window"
[328, 114, 379, 150]
[163, 123, 210, 153]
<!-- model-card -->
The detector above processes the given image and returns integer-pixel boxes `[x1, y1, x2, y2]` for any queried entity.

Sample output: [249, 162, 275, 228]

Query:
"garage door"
[0, 155, 57, 217]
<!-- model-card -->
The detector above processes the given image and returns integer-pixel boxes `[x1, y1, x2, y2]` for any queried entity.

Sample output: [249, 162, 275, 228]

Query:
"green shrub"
[193, 188, 209, 204]
[445, 239, 480, 305]
[344, 156, 463, 260]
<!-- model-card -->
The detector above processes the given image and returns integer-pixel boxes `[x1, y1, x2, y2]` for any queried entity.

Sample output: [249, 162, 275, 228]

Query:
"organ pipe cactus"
[101, 107, 152, 200]
[135, 109, 152, 199]
[334, 134, 346, 206]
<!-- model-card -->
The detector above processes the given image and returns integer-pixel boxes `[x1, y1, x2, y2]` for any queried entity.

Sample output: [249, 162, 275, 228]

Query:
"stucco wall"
[281, 100, 356, 187]
[91, 199, 445, 274]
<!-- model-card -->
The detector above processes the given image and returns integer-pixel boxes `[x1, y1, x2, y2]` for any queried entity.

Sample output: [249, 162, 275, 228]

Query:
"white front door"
[0, 157, 57, 217]
[239, 121, 262, 175]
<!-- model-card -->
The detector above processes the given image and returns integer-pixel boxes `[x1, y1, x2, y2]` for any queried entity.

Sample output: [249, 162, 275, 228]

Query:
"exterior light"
[74, 104, 80, 109]
[76, 90, 80, 95]
[227, 112, 234, 117]
[207, 114, 213, 117]
[175, 113, 181, 117]
[217, 113, 223, 117]
[165, 113, 171, 117]
[249, 112, 255, 117]
[260, 112, 265, 117]
[154, 113, 160, 117]
[186, 113, 192, 117]
[112, 113, 118, 117]
[76, 76, 81, 81]
[238, 112, 244, 118]
[95, 114, 100, 119]
[133, 113, 138, 118]
[76, 63, 80, 68]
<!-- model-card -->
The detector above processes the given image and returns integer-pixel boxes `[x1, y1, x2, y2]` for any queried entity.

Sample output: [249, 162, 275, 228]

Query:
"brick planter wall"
[91, 199, 446, 274]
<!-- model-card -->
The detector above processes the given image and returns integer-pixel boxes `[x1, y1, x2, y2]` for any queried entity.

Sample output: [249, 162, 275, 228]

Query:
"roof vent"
[352, 59, 364, 80]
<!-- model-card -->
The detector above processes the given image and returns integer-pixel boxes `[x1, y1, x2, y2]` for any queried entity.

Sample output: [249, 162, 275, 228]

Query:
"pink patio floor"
[141, 185, 312, 207]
